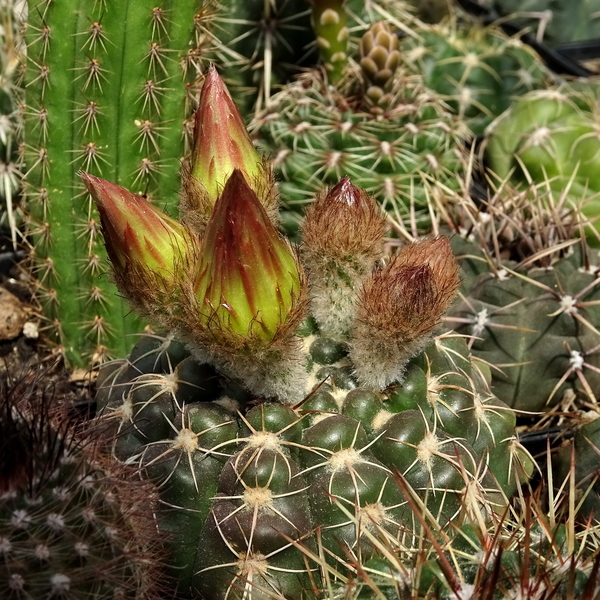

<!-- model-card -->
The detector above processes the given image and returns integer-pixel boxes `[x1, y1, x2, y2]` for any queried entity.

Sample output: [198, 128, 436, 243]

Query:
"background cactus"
[399, 16, 551, 135]
[0, 0, 24, 250]
[22, 0, 209, 366]
[0, 365, 165, 600]
[485, 83, 600, 240]
[211, 0, 415, 116]
[253, 21, 470, 238]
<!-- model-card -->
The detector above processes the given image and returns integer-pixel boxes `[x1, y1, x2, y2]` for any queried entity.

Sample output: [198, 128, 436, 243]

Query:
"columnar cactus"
[23, 0, 209, 365]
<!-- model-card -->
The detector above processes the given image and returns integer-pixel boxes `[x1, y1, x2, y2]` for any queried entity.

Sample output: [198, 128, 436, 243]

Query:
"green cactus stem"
[23, 0, 207, 365]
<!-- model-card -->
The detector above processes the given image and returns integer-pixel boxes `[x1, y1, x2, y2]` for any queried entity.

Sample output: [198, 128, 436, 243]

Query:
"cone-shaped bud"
[193, 169, 303, 343]
[350, 237, 460, 389]
[82, 173, 188, 274]
[302, 177, 386, 339]
[308, 0, 349, 84]
[191, 66, 263, 203]
[303, 176, 386, 261]
[359, 21, 400, 110]
[182, 66, 278, 232]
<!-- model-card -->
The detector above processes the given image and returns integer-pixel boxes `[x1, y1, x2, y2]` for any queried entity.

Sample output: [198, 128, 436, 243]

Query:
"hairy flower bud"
[193, 169, 303, 343]
[181, 66, 277, 232]
[82, 173, 187, 273]
[302, 176, 386, 339]
[350, 237, 460, 388]
[82, 173, 194, 319]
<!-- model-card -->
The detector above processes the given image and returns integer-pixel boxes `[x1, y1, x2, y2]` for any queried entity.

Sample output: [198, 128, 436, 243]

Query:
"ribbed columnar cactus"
[91, 68, 531, 597]
[23, 0, 209, 365]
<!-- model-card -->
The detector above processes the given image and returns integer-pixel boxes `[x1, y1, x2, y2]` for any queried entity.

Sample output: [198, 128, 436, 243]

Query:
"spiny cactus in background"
[253, 20, 471, 238]
[210, 0, 415, 116]
[90, 69, 531, 597]
[399, 16, 551, 135]
[479, 0, 600, 46]
[442, 180, 600, 413]
[23, 0, 211, 366]
[0, 0, 25, 249]
[0, 366, 165, 600]
[485, 83, 600, 240]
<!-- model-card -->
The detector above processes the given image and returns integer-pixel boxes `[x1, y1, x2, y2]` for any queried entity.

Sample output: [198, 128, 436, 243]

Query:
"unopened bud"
[193, 169, 303, 344]
[182, 66, 277, 231]
[82, 172, 194, 318]
[302, 176, 386, 339]
[349, 237, 460, 388]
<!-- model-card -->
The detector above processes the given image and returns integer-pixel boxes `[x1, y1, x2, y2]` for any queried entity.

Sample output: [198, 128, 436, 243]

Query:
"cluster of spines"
[0, 364, 165, 600]
[22, 0, 208, 365]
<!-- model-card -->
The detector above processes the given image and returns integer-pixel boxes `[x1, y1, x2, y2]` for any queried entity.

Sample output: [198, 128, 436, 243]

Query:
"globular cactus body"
[0, 369, 164, 600]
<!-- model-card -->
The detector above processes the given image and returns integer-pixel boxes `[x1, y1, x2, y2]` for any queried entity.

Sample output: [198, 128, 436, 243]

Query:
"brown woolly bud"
[359, 21, 401, 110]
[301, 177, 387, 339]
[350, 237, 460, 389]
[181, 66, 278, 233]
[303, 176, 387, 262]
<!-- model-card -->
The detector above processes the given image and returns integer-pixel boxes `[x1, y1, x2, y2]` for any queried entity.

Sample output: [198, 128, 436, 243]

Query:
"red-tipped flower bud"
[182, 66, 277, 232]
[302, 176, 386, 339]
[82, 173, 188, 274]
[303, 176, 387, 262]
[193, 169, 303, 343]
[350, 237, 460, 388]
[191, 66, 262, 203]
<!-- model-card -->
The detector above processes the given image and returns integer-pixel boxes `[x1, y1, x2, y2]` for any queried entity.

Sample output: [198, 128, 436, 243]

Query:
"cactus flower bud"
[349, 237, 460, 389]
[193, 169, 302, 343]
[302, 176, 386, 339]
[82, 173, 194, 322]
[182, 66, 277, 232]
[82, 173, 187, 273]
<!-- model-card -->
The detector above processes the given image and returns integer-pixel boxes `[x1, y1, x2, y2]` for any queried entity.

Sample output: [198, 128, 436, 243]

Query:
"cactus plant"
[210, 0, 415, 116]
[88, 68, 531, 597]
[485, 83, 600, 241]
[252, 21, 471, 238]
[22, 0, 209, 366]
[399, 16, 551, 135]
[0, 365, 165, 600]
[441, 177, 600, 414]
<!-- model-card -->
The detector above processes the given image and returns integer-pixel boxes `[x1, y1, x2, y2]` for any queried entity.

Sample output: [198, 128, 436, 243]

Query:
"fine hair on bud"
[180, 65, 279, 234]
[350, 237, 460, 389]
[301, 176, 387, 339]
